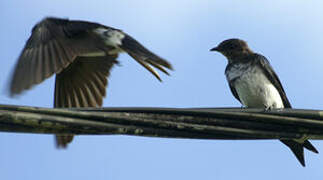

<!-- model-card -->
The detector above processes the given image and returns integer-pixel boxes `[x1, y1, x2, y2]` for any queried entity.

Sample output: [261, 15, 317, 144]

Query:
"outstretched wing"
[54, 55, 118, 148]
[54, 55, 118, 108]
[9, 17, 110, 96]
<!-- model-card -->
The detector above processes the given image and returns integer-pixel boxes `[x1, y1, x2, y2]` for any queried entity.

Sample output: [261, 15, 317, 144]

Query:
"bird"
[9, 17, 173, 148]
[210, 38, 318, 166]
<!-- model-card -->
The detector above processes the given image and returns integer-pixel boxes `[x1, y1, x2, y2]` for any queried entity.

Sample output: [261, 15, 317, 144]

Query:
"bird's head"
[210, 39, 253, 62]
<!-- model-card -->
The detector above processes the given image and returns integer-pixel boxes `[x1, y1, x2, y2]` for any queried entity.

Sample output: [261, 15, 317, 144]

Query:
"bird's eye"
[229, 43, 241, 50]
[229, 44, 236, 50]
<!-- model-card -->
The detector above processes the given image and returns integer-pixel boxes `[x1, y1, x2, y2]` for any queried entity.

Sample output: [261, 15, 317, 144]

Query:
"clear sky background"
[1, 0, 323, 179]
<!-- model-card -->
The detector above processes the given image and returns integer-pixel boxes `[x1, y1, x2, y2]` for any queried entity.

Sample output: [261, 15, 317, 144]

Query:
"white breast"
[226, 64, 284, 108]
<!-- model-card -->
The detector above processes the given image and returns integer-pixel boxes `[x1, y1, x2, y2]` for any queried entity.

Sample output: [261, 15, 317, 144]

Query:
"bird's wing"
[228, 81, 241, 103]
[54, 54, 117, 148]
[225, 65, 242, 103]
[119, 33, 173, 81]
[54, 55, 118, 108]
[254, 54, 292, 108]
[254, 54, 319, 165]
[9, 17, 110, 96]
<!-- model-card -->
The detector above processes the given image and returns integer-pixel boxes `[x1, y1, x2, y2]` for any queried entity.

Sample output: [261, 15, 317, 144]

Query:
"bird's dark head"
[210, 39, 253, 61]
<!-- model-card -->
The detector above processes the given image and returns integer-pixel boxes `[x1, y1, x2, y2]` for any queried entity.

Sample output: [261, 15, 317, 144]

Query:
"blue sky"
[1, 0, 323, 179]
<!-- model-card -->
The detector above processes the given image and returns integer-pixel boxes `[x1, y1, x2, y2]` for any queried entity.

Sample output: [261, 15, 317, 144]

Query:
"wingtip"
[8, 89, 18, 98]
[168, 64, 174, 71]
[55, 135, 73, 149]
[9, 93, 15, 98]
[8, 84, 26, 98]
[55, 144, 68, 149]
[153, 71, 162, 82]
[162, 60, 173, 71]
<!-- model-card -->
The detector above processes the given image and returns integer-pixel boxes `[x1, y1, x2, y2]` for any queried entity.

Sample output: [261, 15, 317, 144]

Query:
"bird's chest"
[226, 64, 284, 108]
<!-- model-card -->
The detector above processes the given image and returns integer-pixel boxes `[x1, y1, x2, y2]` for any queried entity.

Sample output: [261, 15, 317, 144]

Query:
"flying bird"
[210, 38, 318, 166]
[9, 17, 173, 148]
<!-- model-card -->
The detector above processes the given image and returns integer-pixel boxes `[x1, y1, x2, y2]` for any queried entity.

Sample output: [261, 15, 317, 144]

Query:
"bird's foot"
[263, 106, 273, 112]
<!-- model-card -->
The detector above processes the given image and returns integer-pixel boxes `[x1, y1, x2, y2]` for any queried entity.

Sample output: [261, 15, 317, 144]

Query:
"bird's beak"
[210, 46, 220, 52]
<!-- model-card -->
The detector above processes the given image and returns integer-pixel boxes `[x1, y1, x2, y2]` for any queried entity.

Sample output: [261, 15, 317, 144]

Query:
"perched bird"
[9, 17, 173, 148]
[210, 38, 318, 166]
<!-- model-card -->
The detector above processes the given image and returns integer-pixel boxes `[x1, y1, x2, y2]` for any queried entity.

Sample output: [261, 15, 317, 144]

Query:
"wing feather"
[254, 54, 291, 108]
[9, 17, 107, 96]
[54, 55, 118, 108]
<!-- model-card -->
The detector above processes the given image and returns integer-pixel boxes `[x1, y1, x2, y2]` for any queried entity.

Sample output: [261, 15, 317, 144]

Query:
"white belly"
[231, 67, 284, 108]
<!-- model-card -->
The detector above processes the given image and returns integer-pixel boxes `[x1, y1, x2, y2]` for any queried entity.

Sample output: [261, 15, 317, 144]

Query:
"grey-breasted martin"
[9, 17, 173, 148]
[210, 38, 318, 166]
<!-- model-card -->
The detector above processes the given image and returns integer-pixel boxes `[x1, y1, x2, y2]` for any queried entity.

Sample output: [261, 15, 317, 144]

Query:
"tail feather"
[280, 139, 319, 166]
[120, 34, 173, 80]
[303, 140, 319, 153]
[144, 57, 171, 75]
[130, 56, 162, 81]
[280, 140, 305, 166]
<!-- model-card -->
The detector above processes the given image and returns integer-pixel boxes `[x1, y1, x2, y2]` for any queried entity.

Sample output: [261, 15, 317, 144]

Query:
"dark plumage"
[211, 38, 318, 166]
[9, 17, 173, 148]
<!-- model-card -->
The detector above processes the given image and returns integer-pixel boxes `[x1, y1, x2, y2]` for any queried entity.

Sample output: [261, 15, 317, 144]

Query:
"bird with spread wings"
[9, 17, 173, 148]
